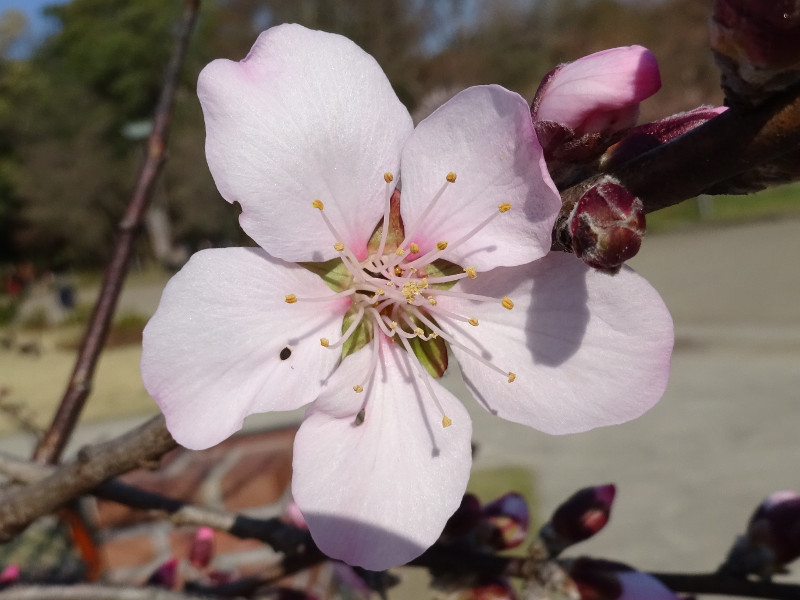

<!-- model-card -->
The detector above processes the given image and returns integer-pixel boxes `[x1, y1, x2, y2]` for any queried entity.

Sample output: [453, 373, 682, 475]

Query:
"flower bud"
[568, 179, 645, 272]
[721, 490, 800, 577]
[284, 500, 309, 530]
[711, 0, 800, 104]
[442, 493, 483, 542]
[540, 484, 616, 556]
[0, 565, 19, 586]
[147, 557, 179, 589]
[532, 46, 661, 163]
[601, 106, 728, 171]
[565, 558, 680, 600]
[189, 526, 215, 569]
[481, 492, 530, 550]
[470, 579, 518, 600]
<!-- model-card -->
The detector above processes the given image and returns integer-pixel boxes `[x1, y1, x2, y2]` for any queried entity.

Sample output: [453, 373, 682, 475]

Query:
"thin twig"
[0, 416, 176, 540]
[32, 0, 202, 465]
[649, 572, 800, 600]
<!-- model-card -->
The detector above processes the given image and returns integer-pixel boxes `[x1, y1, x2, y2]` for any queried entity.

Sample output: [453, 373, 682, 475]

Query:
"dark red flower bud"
[441, 493, 483, 541]
[722, 491, 800, 577]
[711, 0, 800, 104]
[565, 558, 680, 600]
[147, 557, 179, 589]
[601, 106, 727, 171]
[189, 526, 215, 569]
[540, 484, 616, 555]
[568, 179, 645, 272]
[481, 493, 530, 550]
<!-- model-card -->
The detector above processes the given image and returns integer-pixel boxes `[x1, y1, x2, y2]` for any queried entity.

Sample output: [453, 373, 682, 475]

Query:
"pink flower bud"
[147, 557, 179, 589]
[568, 179, 645, 271]
[541, 484, 616, 555]
[0, 565, 20, 585]
[284, 500, 309, 530]
[189, 526, 215, 569]
[532, 46, 661, 162]
[481, 493, 530, 550]
[711, 0, 800, 103]
[602, 106, 728, 171]
[565, 558, 680, 600]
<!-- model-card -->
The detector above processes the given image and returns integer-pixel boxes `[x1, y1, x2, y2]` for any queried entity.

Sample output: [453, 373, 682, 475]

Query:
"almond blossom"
[141, 24, 673, 570]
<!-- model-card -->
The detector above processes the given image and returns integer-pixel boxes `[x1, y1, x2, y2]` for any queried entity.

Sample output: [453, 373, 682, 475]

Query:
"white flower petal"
[400, 85, 560, 271]
[438, 252, 673, 434]
[292, 338, 472, 569]
[141, 248, 349, 450]
[198, 24, 413, 262]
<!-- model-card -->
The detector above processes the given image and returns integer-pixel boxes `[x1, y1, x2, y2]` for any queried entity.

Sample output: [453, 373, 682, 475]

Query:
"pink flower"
[141, 25, 673, 570]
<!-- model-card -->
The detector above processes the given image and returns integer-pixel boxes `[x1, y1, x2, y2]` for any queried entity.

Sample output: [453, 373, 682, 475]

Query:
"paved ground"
[2, 216, 799, 593]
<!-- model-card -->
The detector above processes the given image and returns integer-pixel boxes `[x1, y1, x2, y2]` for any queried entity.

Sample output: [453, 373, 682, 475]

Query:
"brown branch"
[552, 84, 800, 251]
[0, 416, 176, 540]
[32, 0, 202, 465]
[0, 585, 239, 600]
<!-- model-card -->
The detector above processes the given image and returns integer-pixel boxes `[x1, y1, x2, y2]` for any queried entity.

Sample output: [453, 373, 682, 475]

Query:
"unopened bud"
[284, 500, 309, 531]
[441, 493, 483, 542]
[541, 484, 616, 556]
[564, 558, 681, 600]
[532, 46, 661, 164]
[711, 0, 800, 104]
[0, 565, 19, 586]
[482, 492, 530, 550]
[189, 526, 215, 569]
[602, 106, 728, 171]
[568, 179, 645, 272]
[472, 579, 518, 600]
[147, 557, 179, 589]
[721, 490, 800, 577]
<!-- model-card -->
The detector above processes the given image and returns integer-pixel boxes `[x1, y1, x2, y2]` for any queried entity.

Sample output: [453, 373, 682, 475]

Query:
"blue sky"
[0, 0, 70, 56]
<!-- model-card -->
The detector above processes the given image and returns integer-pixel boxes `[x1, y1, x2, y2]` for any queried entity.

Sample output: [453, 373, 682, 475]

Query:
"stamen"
[312, 199, 324, 210]
[502, 296, 514, 310]
[333, 242, 345, 251]
[410, 242, 419, 254]
[323, 307, 366, 350]
[383, 172, 394, 183]
[395, 247, 406, 256]
[507, 372, 516, 383]
[398, 173, 455, 250]
[285, 294, 298, 304]
[374, 173, 395, 261]
[468, 318, 479, 326]
[436, 241, 448, 251]
[320, 338, 330, 347]
[428, 296, 438, 306]
[465, 267, 477, 279]
[293, 289, 356, 303]
[446, 171, 457, 183]
[353, 385, 364, 393]
[442, 416, 452, 427]
[354, 333, 381, 394]
[498, 202, 512, 213]
[397, 334, 452, 429]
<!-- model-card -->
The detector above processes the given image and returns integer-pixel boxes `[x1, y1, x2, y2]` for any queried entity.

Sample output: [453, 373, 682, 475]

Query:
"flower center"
[286, 172, 517, 427]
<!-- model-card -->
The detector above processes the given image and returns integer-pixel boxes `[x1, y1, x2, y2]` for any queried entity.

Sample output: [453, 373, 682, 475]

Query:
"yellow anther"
[320, 338, 330, 347]
[431, 331, 439, 339]
[465, 267, 477, 279]
[414, 327, 425, 336]
[312, 199, 324, 210]
[387, 281, 394, 287]
[446, 172, 457, 183]
[384, 172, 394, 183]
[284, 294, 298, 304]
[507, 372, 517, 383]
[333, 242, 344, 251]
[498, 202, 512, 213]
[436, 241, 448, 251]
[502, 296, 514, 310]
[376, 288, 385, 295]
[353, 385, 364, 393]
[395, 247, 406, 256]
[390, 321, 398, 329]
[468, 318, 479, 326]
[442, 415, 453, 428]
[410, 242, 420, 254]
[394, 266, 403, 276]
[428, 296, 438, 306]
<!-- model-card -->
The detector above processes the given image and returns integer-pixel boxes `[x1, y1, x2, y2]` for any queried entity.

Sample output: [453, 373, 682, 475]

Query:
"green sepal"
[422, 259, 463, 291]
[406, 316, 449, 378]
[298, 258, 353, 292]
[341, 305, 374, 360]
[366, 189, 405, 256]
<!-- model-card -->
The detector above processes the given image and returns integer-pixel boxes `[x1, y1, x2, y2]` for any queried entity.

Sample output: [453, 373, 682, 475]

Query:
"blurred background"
[0, 0, 798, 593]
